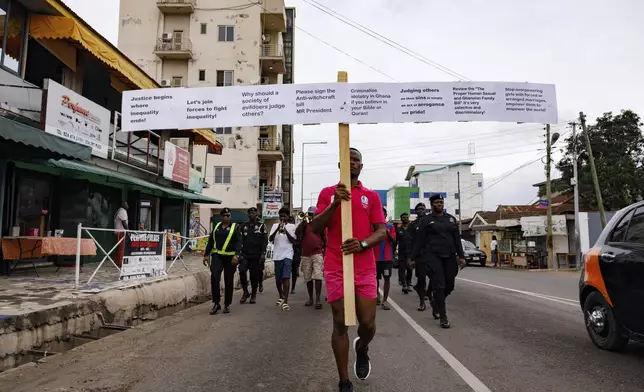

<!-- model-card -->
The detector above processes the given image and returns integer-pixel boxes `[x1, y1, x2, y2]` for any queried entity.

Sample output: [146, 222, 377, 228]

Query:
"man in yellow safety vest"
[203, 208, 242, 314]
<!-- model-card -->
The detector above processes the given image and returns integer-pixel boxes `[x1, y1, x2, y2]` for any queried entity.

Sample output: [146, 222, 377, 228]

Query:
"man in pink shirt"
[312, 148, 386, 392]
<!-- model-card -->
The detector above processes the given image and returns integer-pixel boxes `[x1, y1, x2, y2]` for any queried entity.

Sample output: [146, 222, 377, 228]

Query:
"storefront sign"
[122, 81, 558, 132]
[262, 189, 283, 219]
[163, 141, 190, 185]
[520, 215, 567, 237]
[44, 79, 111, 158]
[188, 167, 204, 193]
[120, 232, 166, 280]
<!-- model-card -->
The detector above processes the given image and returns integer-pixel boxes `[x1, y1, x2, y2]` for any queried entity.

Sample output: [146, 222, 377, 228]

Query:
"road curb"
[0, 261, 275, 372]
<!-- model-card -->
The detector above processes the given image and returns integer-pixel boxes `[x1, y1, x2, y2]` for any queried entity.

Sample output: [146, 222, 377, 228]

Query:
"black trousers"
[292, 254, 301, 280]
[210, 254, 236, 306]
[398, 263, 413, 285]
[415, 253, 458, 317]
[239, 256, 262, 295]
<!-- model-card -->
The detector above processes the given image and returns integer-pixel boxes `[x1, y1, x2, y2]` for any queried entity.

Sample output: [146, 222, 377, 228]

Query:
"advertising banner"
[262, 189, 283, 219]
[122, 81, 558, 131]
[44, 79, 111, 157]
[120, 232, 166, 280]
[188, 167, 204, 193]
[520, 215, 567, 237]
[163, 141, 190, 185]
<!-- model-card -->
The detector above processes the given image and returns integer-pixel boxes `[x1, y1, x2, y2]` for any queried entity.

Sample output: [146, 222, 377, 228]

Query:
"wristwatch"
[360, 240, 368, 250]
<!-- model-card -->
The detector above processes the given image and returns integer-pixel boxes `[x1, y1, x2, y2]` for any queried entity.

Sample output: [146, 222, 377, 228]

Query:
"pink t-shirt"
[315, 182, 386, 273]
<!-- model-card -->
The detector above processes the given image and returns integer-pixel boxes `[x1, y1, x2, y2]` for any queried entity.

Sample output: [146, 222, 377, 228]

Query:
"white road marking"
[456, 277, 578, 307]
[385, 293, 493, 392]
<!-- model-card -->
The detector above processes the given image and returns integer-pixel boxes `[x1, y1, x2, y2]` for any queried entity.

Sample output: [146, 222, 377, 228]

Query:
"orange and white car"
[579, 202, 644, 350]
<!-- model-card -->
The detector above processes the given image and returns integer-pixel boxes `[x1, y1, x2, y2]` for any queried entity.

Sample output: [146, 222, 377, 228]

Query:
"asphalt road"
[2, 267, 644, 392]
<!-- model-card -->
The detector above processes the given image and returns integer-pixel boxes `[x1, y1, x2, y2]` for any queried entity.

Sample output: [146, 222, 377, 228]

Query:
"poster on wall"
[520, 215, 567, 237]
[163, 141, 190, 185]
[262, 189, 283, 220]
[44, 79, 111, 158]
[188, 167, 204, 193]
[120, 232, 166, 281]
[121, 81, 558, 131]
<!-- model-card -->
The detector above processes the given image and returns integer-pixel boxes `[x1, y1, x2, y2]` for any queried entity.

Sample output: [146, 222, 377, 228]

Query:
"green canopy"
[0, 116, 92, 160]
[48, 159, 222, 204]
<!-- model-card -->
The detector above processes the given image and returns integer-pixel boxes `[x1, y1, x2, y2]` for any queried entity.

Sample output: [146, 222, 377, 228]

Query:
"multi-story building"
[391, 162, 484, 220]
[0, 0, 222, 269]
[117, 0, 294, 223]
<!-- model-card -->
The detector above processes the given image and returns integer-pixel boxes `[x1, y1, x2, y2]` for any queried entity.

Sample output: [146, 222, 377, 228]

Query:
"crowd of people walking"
[203, 147, 467, 392]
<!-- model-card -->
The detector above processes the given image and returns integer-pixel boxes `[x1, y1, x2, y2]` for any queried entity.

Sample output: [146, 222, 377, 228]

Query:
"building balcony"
[258, 137, 284, 161]
[154, 38, 193, 59]
[260, 44, 285, 74]
[260, 0, 286, 32]
[157, 0, 196, 14]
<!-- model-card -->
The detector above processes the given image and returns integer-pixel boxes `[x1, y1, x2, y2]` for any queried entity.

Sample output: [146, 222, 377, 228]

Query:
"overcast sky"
[63, 0, 644, 210]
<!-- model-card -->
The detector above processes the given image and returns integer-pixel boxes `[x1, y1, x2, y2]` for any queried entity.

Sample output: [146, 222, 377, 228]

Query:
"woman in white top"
[269, 207, 297, 310]
[491, 235, 499, 267]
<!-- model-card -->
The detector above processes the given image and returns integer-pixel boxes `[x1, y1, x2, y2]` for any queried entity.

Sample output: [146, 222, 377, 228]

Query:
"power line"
[295, 27, 399, 81]
[205, 146, 546, 179]
[300, 0, 471, 81]
[462, 154, 546, 203]
[246, 0, 398, 80]
[294, 121, 572, 161]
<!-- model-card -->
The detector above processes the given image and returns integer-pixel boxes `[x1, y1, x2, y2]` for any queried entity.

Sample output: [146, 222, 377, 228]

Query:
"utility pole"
[457, 171, 462, 234]
[570, 122, 581, 268]
[545, 124, 555, 269]
[579, 112, 606, 228]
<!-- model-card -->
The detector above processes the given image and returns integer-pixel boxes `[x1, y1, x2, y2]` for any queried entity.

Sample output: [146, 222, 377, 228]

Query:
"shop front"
[0, 157, 221, 274]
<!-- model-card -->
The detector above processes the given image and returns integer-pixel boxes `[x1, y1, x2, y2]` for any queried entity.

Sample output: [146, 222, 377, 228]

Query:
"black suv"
[462, 239, 487, 267]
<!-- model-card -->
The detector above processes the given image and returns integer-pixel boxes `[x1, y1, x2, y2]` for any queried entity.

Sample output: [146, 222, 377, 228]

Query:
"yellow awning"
[194, 129, 223, 155]
[29, 14, 157, 90]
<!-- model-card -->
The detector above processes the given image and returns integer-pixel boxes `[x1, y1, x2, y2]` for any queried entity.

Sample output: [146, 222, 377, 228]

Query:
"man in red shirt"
[312, 148, 386, 392]
[375, 207, 397, 310]
[296, 206, 326, 309]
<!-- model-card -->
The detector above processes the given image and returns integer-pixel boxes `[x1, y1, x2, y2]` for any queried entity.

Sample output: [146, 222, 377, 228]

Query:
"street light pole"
[300, 141, 327, 210]
[545, 125, 560, 269]
[457, 171, 462, 235]
[570, 121, 581, 267]
[546, 124, 554, 269]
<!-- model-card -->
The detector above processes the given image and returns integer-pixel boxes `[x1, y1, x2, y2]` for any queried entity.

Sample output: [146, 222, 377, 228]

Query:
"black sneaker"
[240, 293, 249, 304]
[258, 283, 264, 293]
[440, 317, 451, 329]
[249, 294, 256, 304]
[338, 380, 354, 392]
[223, 305, 231, 314]
[209, 303, 221, 315]
[353, 337, 371, 380]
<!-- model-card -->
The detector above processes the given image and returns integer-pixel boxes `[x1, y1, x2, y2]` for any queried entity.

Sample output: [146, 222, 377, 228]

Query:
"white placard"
[44, 79, 111, 157]
[121, 81, 558, 131]
[122, 88, 186, 132]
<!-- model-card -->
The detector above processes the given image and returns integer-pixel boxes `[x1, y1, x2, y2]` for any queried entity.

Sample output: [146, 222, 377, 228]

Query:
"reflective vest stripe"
[212, 222, 237, 255]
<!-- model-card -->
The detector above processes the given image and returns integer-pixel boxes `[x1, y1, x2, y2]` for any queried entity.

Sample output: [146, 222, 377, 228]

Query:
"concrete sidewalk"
[0, 253, 275, 372]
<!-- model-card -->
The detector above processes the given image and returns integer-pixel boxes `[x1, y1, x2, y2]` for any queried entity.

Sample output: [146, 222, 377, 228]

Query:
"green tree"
[557, 110, 644, 211]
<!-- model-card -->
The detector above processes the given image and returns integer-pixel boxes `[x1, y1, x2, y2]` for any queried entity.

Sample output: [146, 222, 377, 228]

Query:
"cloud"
[61, 0, 644, 210]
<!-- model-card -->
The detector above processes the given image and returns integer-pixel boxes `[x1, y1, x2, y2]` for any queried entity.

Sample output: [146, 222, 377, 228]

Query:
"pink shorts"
[324, 267, 377, 304]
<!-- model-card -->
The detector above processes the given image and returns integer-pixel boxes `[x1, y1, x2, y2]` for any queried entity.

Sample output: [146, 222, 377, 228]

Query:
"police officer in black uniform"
[203, 208, 242, 315]
[408, 203, 430, 305]
[410, 194, 466, 328]
[396, 212, 413, 293]
[239, 207, 268, 304]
